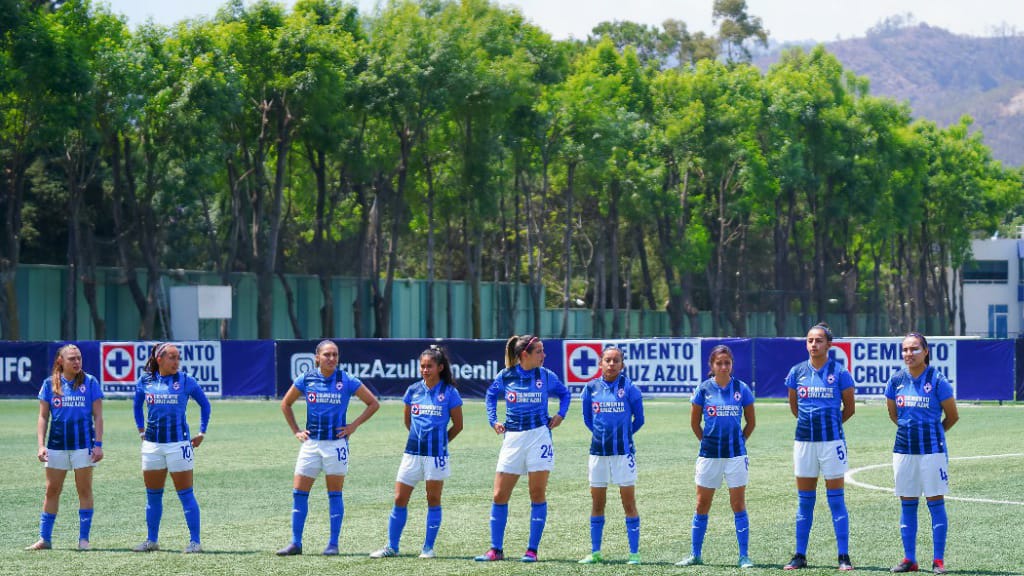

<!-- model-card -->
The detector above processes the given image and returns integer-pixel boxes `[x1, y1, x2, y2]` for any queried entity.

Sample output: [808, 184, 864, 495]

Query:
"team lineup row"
[27, 327, 958, 572]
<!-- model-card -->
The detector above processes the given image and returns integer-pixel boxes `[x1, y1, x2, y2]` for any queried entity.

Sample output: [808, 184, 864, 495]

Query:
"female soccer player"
[577, 346, 645, 566]
[885, 333, 958, 575]
[276, 339, 380, 557]
[676, 345, 756, 569]
[369, 346, 463, 559]
[784, 323, 856, 571]
[475, 334, 571, 563]
[132, 342, 211, 554]
[26, 344, 104, 551]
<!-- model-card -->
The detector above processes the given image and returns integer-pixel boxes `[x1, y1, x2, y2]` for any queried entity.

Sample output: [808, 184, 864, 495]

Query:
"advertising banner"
[274, 339, 508, 398]
[98, 341, 224, 397]
[0, 342, 49, 396]
[559, 338, 753, 396]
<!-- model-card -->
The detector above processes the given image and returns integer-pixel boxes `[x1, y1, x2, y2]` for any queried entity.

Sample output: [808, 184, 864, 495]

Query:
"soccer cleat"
[78, 539, 90, 551]
[418, 547, 436, 559]
[931, 560, 946, 574]
[132, 540, 159, 552]
[675, 555, 703, 566]
[891, 558, 918, 572]
[474, 548, 503, 561]
[369, 545, 398, 558]
[322, 545, 339, 556]
[627, 552, 641, 565]
[578, 551, 603, 564]
[25, 540, 51, 551]
[838, 554, 854, 571]
[275, 543, 302, 556]
[183, 541, 203, 554]
[739, 555, 755, 568]
[784, 553, 808, 570]
[521, 549, 539, 562]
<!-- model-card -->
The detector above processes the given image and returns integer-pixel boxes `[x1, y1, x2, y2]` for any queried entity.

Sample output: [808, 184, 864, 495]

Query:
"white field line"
[846, 453, 1024, 505]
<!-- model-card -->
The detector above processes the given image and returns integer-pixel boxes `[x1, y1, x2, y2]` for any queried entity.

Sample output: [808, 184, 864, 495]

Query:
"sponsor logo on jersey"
[307, 392, 318, 403]
[895, 394, 930, 408]
[706, 404, 742, 417]
[506, 391, 517, 403]
[595, 401, 625, 413]
[797, 385, 835, 399]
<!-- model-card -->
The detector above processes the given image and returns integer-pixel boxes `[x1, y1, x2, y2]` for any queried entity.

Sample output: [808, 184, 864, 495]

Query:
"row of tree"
[2, 0, 1021, 341]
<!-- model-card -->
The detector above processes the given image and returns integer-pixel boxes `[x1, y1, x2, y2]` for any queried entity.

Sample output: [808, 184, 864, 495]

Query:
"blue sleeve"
[189, 378, 212, 433]
[839, 369, 855, 390]
[86, 374, 103, 402]
[345, 374, 363, 396]
[449, 386, 463, 408]
[38, 381, 49, 402]
[133, 379, 146, 429]
[293, 374, 306, 393]
[485, 376, 503, 427]
[936, 374, 954, 402]
[547, 371, 571, 418]
[883, 376, 898, 400]
[629, 385, 645, 434]
[403, 384, 414, 405]
[691, 384, 705, 406]
[581, 384, 594, 432]
[741, 382, 755, 406]
[784, 367, 798, 390]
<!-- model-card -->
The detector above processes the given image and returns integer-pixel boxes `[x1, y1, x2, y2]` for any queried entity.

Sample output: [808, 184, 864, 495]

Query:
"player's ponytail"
[145, 342, 173, 377]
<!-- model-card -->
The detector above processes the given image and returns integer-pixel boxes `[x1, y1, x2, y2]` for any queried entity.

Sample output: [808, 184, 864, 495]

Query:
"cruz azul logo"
[506, 391, 518, 403]
[565, 342, 603, 383]
[101, 343, 135, 384]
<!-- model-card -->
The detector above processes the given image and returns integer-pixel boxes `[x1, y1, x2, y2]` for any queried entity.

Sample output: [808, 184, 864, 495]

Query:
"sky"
[101, 0, 1024, 43]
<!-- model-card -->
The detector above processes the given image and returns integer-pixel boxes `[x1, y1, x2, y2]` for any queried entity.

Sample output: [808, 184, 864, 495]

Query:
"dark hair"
[809, 322, 833, 342]
[421, 345, 457, 386]
[602, 345, 624, 361]
[706, 344, 734, 377]
[144, 342, 176, 376]
[314, 339, 339, 368]
[905, 332, 931, 365]
[50, 344, 84, 396]
[505, 334, 539, 368]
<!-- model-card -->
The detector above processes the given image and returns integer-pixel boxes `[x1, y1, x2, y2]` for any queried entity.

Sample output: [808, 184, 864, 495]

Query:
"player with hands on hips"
[577, 346, 645, 566]
[276, 340, 380, 557]
[369, 346, 464, 560]
[885, 333, 959, 575]
[475, 334, 571, 563]
[131, 342, 211, 554]
[27, 344, 104, 551]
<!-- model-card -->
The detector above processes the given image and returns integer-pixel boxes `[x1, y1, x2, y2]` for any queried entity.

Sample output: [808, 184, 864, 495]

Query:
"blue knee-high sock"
[826, 488, 849, 556]
[528, 502, 547, 551]
[589, 515, 605, 553]
[388, 505, 408, 552]
[424, 506, 442, 550]
[79, 509, 94, 541]
[900, 499, 919, 562]
[795, 490, 816, 555]
[40, 512, 57, 542]
[928, 500, 948, 561]
[327, 491, 344, 547]
[177, 487, 201, 544]
[145, 489, 163, 543]
[489, 502, 508, 550]
[691, 513, 709, 557]
[291, 489, 309, 546]
[625, 516, 640, 554]
[735, 510, 750, 557]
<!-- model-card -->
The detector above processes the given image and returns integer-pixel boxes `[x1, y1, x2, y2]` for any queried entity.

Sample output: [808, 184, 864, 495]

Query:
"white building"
[957, 232, 1024, 338]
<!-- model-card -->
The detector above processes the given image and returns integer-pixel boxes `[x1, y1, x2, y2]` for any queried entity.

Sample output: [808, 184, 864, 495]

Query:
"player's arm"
[133, 380, 146, 437]
[940, 397, 959, 432]
[339, 384, 380, 438]
[742, 403, 755, 440]
[281, 385, 308, 441]
[840, 386, 855, 423]
[580, 386, 594, 432]
[485, 377, 504, 434]
[629, 386, 645, 434]
[447, 405, 464, 443]
[886, 398, 898, 424]
[91, 398, 104, 462]
[36, 400, 50, 462]
[190, 381, 211, 447]
[403, 402, 412, 431]
[787, 387, 799, 418]
[689, 403, 703, 442]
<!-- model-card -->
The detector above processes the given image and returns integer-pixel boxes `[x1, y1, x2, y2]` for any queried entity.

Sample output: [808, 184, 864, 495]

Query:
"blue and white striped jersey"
[133, 372, 211, 443]
[293, 369, 364, 441]
[785, 359, 854, 442]
[885, 366, 954, 455]
[485, 365, 571, 432]
[403, 380, 463, 457]
[581, 375, 644, 456]
[692, 377, 754, 458]
[38, 374, 103, 450]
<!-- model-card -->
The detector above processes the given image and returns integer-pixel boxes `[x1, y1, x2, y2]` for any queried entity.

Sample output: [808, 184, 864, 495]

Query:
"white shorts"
[496, 427, 554, 475]
[695, 455, 749, 489]
[295, 438, 349, 478]
[893, 452, 949, 497]
[396, 453, 451, 485]
[794, 440, 849, 480]
[142, 440, 194, 473]
[45, 448, 96, 470]
[588, 454, 638, 488]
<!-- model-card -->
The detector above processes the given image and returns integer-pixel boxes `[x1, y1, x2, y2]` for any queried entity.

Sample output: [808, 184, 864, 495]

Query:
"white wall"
[958, 238, 1022, 337]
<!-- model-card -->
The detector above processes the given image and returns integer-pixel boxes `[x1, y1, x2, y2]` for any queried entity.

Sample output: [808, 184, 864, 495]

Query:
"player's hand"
[91, 446, 104, 463]
[492, 422, 506, 434]
[548, 415, 564, 430]
[338, 423, 358, 439]
[295, 430, 310, 442]
[37, 447, 48, 462]
[191, 434, 205, 448]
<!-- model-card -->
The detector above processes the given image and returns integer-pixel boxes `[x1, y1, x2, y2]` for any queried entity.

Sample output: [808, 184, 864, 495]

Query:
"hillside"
[756, 24, 1024, 167]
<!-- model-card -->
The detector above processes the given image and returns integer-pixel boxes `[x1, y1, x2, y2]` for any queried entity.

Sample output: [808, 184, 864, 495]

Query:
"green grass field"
[2, 398, 1023, 575]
